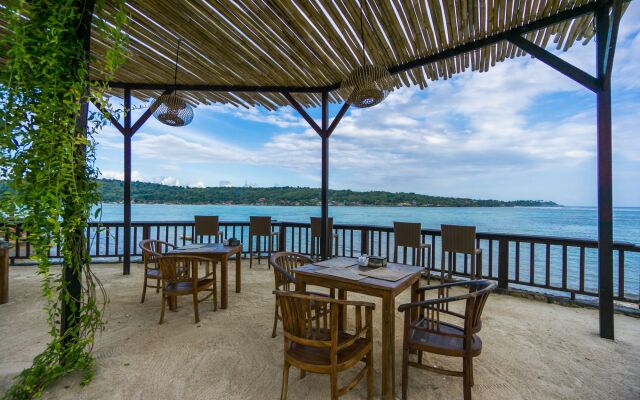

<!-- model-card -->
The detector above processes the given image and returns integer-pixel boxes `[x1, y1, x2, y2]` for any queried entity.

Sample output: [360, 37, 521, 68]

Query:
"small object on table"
[367, 256, 387, 268]
[227, 237, 241, 247]
[357, 254, 369, 267]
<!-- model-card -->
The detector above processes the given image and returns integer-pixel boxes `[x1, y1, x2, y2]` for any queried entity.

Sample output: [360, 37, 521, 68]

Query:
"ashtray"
[367, 256, 387, 268]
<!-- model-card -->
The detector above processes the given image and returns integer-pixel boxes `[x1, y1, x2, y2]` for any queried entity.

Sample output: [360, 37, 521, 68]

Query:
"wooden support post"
[0, 241, 9, 304]
[595, 3, 619, 340]
[360, 229, 369, 255]
[123, 88, 132, 275]
[498, 239, 509, 289]
[278, 223, 287, 252]
[320, 91, 330, 260]
[61, 0, 95, 349]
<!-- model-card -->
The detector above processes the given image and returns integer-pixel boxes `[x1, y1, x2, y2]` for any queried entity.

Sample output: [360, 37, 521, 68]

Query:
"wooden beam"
[326, 102, 350, 137]
[130, 89, 172, 135]
[107, 82, 329, 93]
[283, 92, 322, 136]
[602, 0, 623, 89]
[507, 33, 599, 92]
[91, 97, 125, 134]
[388, 2, 610, 76]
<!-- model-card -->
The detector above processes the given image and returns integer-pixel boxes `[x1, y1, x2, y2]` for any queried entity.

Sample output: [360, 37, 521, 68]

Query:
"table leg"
[221, 258, 228, 309]
[381, 293, 396, 400]
[235, 249, 242, 293]
[295, 276, 306, 292]
[337, 289, 347, 331]
[411, 278, 419, 323]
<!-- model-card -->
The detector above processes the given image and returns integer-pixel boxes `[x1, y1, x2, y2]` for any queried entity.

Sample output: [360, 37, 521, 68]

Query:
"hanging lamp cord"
[173, 39, 182, 87]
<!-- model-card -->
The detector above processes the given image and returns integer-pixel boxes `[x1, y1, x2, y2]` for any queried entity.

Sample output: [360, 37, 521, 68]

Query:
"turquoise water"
[97, 204, 640, 244]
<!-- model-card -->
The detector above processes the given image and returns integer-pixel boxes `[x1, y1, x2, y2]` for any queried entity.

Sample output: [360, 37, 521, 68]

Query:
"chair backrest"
[441, 224, 476, 255]
[139, 239, 171, 268]
[194, 216, 219, 242]
[157, 255, 210, 285]
[310, 217, 334, 238]
[277, 291, 335, 344]
[464, 280, 496, 334]
[394, 222, 422, 248]
[270, 252, 313, 290]
[250, 216, 272, 236]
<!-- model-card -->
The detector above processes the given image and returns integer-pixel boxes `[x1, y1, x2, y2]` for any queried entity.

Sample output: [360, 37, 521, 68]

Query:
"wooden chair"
[269, 252, 335, 338]
[194, 215, 224, 243]
[440, 225, 483, 282]
[398, 280, 496, 400]
[275, 291, 375, 400]
[139, 239, 175, 303]
[249, 216, 278, 268]
[157, 255, 217, 324]
[393, 222, 431, 273]
[310, 217, 338, 259]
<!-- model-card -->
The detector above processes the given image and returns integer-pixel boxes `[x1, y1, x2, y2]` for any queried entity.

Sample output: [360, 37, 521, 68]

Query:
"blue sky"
[95, 3, 640, 207]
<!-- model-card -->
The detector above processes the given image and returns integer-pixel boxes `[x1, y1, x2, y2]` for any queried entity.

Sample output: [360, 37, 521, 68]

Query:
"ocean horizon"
[96, 203, 640, 245]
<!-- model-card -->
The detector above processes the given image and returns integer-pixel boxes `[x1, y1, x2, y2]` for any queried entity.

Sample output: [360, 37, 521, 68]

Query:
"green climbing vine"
[0, 1, 127, 398]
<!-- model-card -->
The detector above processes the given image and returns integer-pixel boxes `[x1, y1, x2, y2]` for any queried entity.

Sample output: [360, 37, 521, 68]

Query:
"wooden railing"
[4, 220, 639, 305]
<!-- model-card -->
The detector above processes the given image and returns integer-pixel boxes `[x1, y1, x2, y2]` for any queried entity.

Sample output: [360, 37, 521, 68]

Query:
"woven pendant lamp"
[340, 0, 395, 108]
[153, 39, 194, 126]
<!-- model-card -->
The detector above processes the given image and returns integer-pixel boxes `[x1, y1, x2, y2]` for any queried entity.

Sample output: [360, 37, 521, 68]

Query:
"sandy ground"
[0, 261, 638, 400]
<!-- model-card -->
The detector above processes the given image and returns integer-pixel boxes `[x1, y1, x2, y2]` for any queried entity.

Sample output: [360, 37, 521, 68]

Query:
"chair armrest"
[413, 280, 473, 294]
[398, 292, 471, 312]
[273, 290, 375, 309]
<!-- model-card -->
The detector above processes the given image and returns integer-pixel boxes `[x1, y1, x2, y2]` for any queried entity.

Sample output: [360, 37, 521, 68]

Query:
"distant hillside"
[98, 179, 559, 208]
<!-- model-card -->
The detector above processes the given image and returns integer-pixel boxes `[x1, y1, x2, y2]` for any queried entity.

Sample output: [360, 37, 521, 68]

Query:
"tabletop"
[294, 257, 422, 295]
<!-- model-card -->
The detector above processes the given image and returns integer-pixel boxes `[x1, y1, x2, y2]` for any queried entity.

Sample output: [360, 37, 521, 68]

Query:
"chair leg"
[156, 278, 160, 293]
[193, 292, 200, 324]
[280, 361, 290, 400]
[268, 236, 272, 269]
[330, 372, 339, 400]
[141, 275, 148, 303]
[213, 284, 218, 312]
[366, 350, 374, 400]
[257, 236, 262, 264]
[159, 291, 166, 324]
[299, 369, 306, 379]
[272, 302, 279, 338]
[402, 344, 410, 400]
[469, 356, 475, 387]
[463, 356, 472, 400]
[417, 350, 423, 365]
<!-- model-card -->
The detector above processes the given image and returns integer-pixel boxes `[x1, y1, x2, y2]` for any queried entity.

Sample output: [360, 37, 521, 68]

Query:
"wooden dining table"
[294, 257, 422, 400]
[168, 243, 242, 309]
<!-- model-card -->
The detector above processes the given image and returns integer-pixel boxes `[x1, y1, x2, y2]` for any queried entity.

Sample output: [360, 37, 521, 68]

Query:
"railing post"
[142, 225, 150, 241]
[360, 229, 369, 255]
[0, 241, 9, 304]
[278, 223, 287, 252]
[498, 239, 509, 289]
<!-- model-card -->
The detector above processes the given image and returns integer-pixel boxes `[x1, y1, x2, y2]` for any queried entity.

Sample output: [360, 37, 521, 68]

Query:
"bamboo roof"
[4, 1, 629, 110]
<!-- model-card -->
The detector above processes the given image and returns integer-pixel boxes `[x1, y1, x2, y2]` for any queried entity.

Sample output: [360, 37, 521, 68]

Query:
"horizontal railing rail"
[3, 220, 639, 305]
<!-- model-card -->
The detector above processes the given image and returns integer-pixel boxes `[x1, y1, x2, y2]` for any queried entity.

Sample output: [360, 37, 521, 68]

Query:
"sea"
[95, 204, 640, 300]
